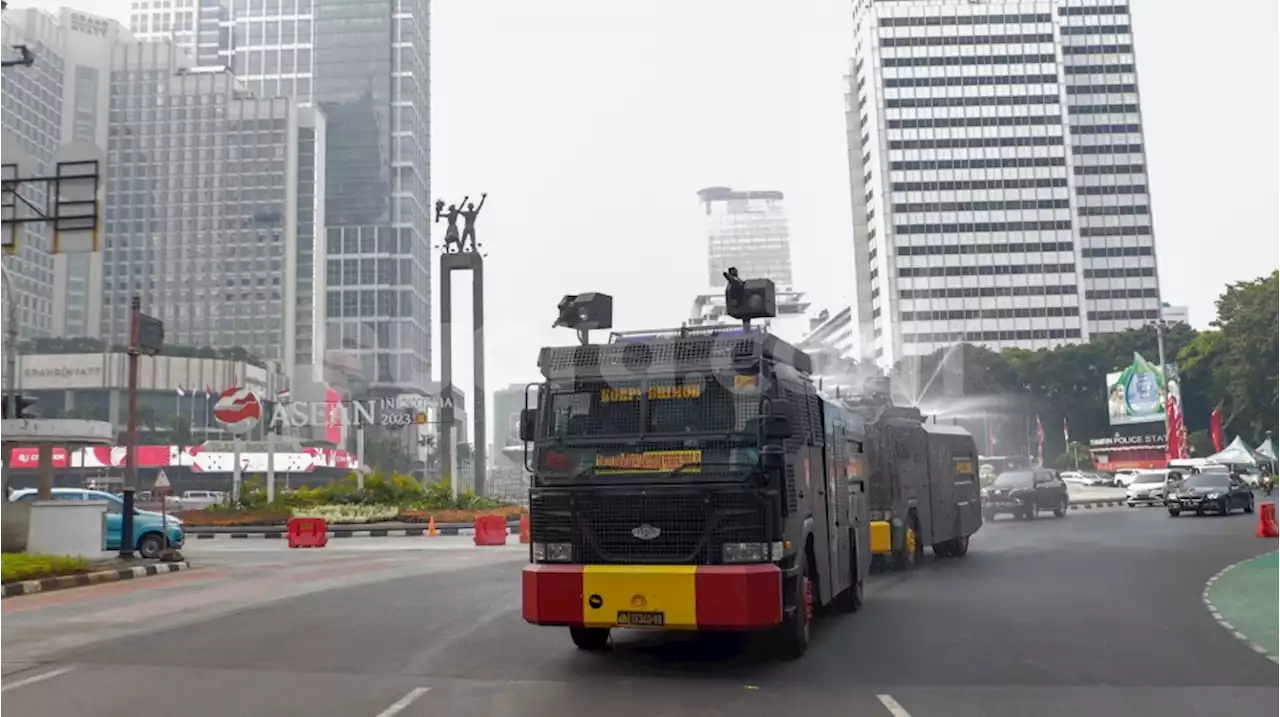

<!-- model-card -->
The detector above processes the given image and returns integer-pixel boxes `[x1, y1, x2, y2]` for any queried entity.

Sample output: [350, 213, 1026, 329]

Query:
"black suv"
[982, 469, 1070, 520]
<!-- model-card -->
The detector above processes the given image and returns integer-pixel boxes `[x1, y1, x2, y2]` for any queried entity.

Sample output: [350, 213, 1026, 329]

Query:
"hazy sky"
[12, 0, 1280, 442]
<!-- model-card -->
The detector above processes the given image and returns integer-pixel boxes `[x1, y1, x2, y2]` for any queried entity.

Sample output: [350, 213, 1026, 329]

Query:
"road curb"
[1, 561, 191, 599]
[1068, 499, 1126, 510]
[1202, 552, 1280, 665]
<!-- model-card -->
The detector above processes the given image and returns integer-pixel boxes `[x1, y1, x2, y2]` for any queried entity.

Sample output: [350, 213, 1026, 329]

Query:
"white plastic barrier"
[26, 500, 110, 559]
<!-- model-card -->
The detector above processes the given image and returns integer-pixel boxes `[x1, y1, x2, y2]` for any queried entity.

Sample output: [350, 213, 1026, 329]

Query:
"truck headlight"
[1206, 492, 1221, 500]
[531, 542, 572, 562]
[722, 542, 785, 564]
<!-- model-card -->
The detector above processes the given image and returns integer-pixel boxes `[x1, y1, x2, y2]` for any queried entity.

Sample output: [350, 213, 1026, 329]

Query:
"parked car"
[1167, 473, 1255, 516]
[8, 488, 185, 558]
[1061, 471, 1110, 487]
[982, 469, 1070, 520]
[1125, 470, 1183, 506]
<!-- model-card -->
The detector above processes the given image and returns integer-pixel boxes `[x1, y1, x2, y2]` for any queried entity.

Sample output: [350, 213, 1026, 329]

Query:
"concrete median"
[186, 518, 521, 540]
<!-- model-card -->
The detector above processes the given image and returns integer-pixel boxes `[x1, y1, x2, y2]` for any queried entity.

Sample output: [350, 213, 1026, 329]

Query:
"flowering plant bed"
[1, 553, 91, 584]
[178, 508, 293, 527]
[396, 505, 527, 524]
[178, 504, 526, 527]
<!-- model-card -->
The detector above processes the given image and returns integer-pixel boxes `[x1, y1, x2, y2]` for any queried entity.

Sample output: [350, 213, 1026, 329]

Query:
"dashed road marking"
[876, 694, 914, 717]
[375, 687, 431, 717]
[1202, 555, 1280, 665]
[0, 666, 76, 693]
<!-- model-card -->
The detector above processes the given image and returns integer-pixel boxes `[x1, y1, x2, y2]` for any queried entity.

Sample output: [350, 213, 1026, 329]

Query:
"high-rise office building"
[847, 0, 1161, 364]
[2, 8, 135, 342]
[130, 0, 234, 70]
[128, 0, 432, 396]
[99, 41, 325, 370]
[697, 186, 794, 289]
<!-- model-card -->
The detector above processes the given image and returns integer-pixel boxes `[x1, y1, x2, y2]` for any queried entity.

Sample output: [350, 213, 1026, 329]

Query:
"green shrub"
[1, 553, 90, 583]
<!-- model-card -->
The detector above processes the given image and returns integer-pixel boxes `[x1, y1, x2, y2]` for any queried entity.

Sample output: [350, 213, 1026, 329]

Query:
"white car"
[1062, 471, 1108, 487]
[1126, 470, 1177, 506]
[1113, 469, 1142, 487]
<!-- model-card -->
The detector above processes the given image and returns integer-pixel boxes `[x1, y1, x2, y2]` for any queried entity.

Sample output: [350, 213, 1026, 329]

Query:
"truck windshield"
[534, 374, 764, 481]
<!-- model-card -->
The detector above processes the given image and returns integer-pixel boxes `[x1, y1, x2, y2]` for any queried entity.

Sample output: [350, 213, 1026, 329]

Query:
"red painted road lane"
[2, 568, 232, 615]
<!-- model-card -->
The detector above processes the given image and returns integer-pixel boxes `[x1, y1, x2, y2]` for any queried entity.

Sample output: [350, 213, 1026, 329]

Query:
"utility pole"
[120, 296, 141, 559]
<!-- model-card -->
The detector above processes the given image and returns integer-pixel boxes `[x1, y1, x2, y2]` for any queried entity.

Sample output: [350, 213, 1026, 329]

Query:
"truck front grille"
[529, 489, 768, 565]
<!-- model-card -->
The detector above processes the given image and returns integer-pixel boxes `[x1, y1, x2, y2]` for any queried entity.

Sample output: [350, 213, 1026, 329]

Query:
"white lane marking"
[877, 694, 914, 717]
[1, 666, 77, 693]
[375, 687, 431, 717]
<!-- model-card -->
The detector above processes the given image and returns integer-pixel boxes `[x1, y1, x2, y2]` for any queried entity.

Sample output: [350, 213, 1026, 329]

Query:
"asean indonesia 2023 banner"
[1106, 352, 1182, 426]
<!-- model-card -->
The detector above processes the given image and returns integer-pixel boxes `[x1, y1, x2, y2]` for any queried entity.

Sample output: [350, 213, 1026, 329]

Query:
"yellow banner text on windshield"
[596, 450, 702, 474]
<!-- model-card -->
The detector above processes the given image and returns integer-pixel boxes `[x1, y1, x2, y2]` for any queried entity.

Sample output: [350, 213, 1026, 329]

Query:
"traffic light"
[1, 394, 39, 419]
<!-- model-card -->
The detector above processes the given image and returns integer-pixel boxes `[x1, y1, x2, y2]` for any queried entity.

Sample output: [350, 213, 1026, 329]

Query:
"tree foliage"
[893, 272, 1278, 459]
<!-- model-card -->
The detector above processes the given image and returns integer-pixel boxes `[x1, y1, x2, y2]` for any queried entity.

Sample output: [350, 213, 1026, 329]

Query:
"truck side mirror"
[518, 408, 537, 442]
[761, 399, 793, 439]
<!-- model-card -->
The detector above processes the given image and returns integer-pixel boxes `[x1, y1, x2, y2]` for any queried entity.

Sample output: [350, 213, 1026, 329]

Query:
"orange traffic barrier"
[427, 516, 438, 537]
[288, 517, 328, 548]
[474, 514, 508, 546]
[519, 514, 531, 544]
[1256, 503, 1278, 538]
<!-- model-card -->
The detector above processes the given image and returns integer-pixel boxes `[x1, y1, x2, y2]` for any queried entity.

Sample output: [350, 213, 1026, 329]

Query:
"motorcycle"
[1261, 475, 1275, 497]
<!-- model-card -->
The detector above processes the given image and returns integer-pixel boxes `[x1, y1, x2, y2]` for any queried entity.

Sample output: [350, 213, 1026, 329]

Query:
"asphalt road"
[3, 505, 1276, 717]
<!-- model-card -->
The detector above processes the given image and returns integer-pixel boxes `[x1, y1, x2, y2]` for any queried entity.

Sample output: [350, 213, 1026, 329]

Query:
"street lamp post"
[0, 257, 17, 491]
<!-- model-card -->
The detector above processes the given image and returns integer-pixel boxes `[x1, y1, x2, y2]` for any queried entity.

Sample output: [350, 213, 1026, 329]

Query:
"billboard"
[1106, 352, 1180, 426]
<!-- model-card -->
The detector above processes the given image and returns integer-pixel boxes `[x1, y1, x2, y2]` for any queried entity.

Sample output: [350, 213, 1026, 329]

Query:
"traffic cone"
[427, 516, 438, 537]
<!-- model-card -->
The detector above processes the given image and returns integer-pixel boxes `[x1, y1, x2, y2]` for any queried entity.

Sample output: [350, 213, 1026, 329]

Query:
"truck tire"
[569, 627, 611, 651]
[1053, 495, 1068, 518]
[949, 535, 970, 557]
[933, 540, 953, 558]
[772, 555, 812, 659]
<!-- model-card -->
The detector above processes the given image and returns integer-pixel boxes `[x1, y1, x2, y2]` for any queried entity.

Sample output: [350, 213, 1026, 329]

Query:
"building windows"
[1088, 309, 1159, 321]
[882, 53, 1056, 67]
[890, 135, 1064, 151]
[896, 240, 1073, 255]
[885, 74, 1058, 89]
[905, 329, 1082, 344]
[880, 33, 1055, 48]
[1083, 267, 1157, 278]
[892, 178, 1069, 192]
[893, 199, 1070, 213]
[898, 263, 1076, 278]
[895, 220, 1073, 235]
[887, 94, 1061, 109]
[1080, 246, 1154, 258]
[890, 157, 1066, 172]
[902, 306, 1080, 322]
[899, 285, 1078, 300]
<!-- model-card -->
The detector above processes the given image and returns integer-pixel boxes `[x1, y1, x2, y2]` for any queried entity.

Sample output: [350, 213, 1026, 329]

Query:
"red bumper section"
[522, 564, 783, 630]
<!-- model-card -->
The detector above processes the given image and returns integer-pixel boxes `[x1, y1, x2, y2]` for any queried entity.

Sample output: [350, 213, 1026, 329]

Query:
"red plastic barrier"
[519, 514, 531, 544]
[474, 515, 508, 546]
[288, 517, 329, 548]
[1256, 503, 1278, 539]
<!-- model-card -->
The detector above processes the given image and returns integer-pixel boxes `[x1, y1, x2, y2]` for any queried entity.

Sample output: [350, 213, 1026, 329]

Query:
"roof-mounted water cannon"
[723, 267, 777, 329]
[552, 292, 613, 345]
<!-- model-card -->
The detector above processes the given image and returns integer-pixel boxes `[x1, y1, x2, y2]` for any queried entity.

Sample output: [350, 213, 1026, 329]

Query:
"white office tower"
[691, 187, 811, 342]
[848, 0, 1162, 364]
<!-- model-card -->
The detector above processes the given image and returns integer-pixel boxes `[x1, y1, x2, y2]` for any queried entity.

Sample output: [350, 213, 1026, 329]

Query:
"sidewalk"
[1208, 551, 1278, 661]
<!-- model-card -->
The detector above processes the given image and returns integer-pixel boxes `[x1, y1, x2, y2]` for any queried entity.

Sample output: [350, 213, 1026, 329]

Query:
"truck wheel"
[773, 556, 812, 659]
[569, 627, 611, 651]
[1053, 496, 1068, 518]
[933, 540, 953, 558]
[893, 527, 917, 570]
[1024, 502, 1038, 520]
[1168, 508, 1181, 517]
[949, 535, 970, 557]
